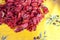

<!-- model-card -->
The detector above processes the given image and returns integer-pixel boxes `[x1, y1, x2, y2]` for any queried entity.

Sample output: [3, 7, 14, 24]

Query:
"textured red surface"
[0, 0, 48, 32]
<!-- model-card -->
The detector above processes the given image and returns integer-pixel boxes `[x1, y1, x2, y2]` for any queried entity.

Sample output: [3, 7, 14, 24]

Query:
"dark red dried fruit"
[42, 6, 49, 14]
[0, 0, 49, 32]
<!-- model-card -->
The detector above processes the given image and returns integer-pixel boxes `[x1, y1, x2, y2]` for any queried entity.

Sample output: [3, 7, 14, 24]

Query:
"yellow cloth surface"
[0, 0, 60, 40]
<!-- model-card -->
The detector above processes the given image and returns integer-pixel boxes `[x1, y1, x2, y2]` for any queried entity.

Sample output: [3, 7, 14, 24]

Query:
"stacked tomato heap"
[0, 0, 48, 32]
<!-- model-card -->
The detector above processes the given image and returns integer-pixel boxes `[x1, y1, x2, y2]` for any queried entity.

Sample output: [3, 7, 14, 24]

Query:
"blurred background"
[0, 0, 60, 40]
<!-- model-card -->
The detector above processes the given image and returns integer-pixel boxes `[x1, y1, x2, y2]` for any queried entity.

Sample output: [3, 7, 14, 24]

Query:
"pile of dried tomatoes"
[0, 0, 48, 32]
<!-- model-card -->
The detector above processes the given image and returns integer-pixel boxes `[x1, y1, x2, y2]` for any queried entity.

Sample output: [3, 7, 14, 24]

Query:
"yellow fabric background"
[0, 0, 60, 40]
